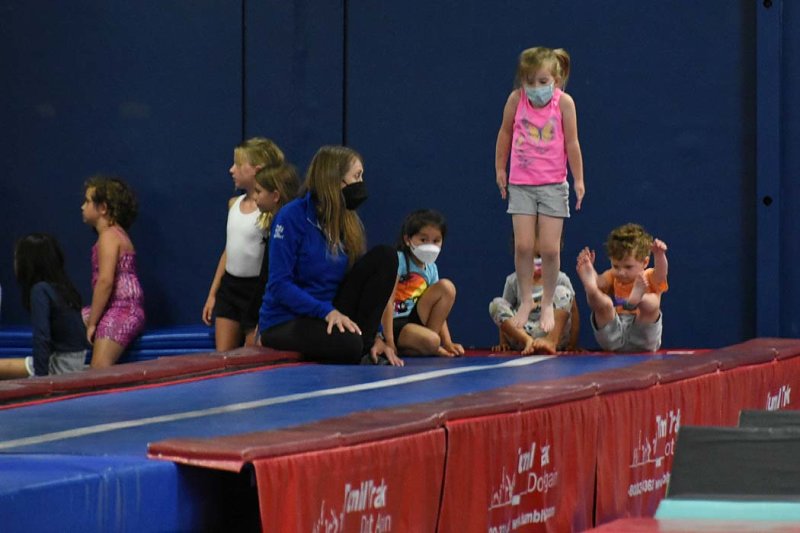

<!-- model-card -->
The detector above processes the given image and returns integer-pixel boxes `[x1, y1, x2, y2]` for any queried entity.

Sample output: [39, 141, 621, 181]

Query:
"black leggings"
[261, 245, 398, 364]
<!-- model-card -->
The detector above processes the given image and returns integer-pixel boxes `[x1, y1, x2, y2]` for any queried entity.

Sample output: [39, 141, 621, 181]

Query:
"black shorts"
[392, 305, 423, 343]
[213, 272, 262, 330]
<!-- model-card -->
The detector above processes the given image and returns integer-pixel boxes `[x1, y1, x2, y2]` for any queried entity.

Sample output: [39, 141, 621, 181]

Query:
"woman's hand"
[325, 309, 362, 335]
[369, 336, 404, 366]
[86, 325, 96, 346]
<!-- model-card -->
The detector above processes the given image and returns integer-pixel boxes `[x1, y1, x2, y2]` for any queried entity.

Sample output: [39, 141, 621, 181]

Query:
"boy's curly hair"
[604, 223, 653, 261]
[84, 175, 138, 230]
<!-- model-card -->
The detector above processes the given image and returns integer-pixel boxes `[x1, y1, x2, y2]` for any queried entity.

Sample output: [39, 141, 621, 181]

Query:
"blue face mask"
[525, 84, 554, 107]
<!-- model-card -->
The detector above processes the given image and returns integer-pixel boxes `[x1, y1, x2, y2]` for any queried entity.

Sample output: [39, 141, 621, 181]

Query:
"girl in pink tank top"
[494, 47, 585, 338]
[81, 176, 145, 368]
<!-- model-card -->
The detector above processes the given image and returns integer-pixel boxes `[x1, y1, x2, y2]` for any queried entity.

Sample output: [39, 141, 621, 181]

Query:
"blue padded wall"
[0, 1, 242, 326]
[348, 1, 756, 348]
[244, 0, 344, 167]
[781, 1, 800, 337]
[3, 1, 796, 351]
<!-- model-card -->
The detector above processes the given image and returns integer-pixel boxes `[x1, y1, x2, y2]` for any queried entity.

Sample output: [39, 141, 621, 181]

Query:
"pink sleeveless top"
[509, 87, 567, 186]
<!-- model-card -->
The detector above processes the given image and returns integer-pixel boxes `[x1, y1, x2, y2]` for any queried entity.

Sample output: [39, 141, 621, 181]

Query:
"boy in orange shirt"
[576, 223, 668, 352]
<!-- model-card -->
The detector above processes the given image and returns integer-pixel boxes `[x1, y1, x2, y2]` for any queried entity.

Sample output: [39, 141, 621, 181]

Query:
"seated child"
[576, 223, 668, 352]
[0, 233, 89, 379]
[489, 254, 579, 355]
[381, 209, 464, 358]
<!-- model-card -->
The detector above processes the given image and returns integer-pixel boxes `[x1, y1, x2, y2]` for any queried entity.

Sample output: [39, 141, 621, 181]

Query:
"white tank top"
[224, 195, 265, 277]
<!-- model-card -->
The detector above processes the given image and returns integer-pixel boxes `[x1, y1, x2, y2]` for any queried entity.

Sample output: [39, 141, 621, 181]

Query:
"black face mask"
[342, 181, 368, 210]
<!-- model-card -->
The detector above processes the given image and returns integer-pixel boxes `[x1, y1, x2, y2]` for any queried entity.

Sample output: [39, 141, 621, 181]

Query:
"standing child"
[246, 163, 301, 342]
[81, 176, 145, 367]
[382, 209, 464, 357]
[202, 137, 285, 351]
[0, 234, 89, 379]
[495, 46, 585, 333]
[576, 223, 668, 352]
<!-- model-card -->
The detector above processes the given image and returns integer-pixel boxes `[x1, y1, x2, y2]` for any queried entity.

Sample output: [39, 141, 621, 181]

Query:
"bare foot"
[492, 343, 512, 352]
[521, 336, 536, 355]
[532, 338, 556, 355]
[539, 303, 554, 333]
[511, 300, 533, 328]
[627, 271, 648, 307]
[576, 248, 598, 290]
[437, 346, 456, 358]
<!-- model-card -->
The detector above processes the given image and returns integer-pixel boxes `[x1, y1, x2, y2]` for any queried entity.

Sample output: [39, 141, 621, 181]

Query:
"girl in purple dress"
[81, 176, 145, 367]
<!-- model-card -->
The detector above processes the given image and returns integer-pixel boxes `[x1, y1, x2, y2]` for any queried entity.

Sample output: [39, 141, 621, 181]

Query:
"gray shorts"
[25, 350, 89, 377]
[507, 182, 570, 218]
[592, 313, 662, 352]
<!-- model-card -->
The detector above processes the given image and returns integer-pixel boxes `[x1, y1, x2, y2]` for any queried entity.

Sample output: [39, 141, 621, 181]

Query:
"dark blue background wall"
[0, 1, 789, 350]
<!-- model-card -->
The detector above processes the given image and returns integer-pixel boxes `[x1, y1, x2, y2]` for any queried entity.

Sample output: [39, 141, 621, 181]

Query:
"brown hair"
[604, 223, 653, 261]
[304, 145, 366, 265]
[255, 163, 300, 230]
[84, 175, 138, 230]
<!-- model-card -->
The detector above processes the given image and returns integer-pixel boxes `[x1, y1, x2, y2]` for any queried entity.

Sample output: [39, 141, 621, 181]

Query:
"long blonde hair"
[304, 146, 366, 266]
[515, 47, 571, 89]
[234, 137, 285, 169]
[255, 163, 300, 230]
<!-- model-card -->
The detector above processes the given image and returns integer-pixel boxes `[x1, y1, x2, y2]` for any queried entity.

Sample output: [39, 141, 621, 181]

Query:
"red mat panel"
[253, 429, 445, 532]
[438, 398, 599, 532]
[595, 372, 723, 525]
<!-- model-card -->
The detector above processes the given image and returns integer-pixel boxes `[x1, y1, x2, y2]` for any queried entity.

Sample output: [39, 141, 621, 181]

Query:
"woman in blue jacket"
[258, 145, 402, 365]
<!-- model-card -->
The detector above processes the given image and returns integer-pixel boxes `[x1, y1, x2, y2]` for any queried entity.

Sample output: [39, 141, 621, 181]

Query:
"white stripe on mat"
[0, 355, 553, 450]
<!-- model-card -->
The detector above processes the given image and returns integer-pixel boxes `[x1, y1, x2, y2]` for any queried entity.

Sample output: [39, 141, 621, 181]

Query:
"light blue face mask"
[525, 84, 554, 107]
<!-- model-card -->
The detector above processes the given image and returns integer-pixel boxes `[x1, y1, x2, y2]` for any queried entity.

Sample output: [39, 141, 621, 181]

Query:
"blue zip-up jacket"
[259, 192, 349, 332]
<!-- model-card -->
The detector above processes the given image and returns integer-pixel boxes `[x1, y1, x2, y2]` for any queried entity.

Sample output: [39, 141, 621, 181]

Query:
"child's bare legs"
[90, 338, 126, 368]
[576, 247, 615, 329]
[627, 272, 661, 324]
[398, 279, 455, 356]
[537, 215, 564, 332]
[511, 214, 537, 328]
[214, 317, 244, 352]
[0, 359, 30, 379]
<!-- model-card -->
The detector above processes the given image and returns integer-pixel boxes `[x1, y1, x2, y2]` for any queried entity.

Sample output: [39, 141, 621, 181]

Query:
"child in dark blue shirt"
[0, 234, 88, 378]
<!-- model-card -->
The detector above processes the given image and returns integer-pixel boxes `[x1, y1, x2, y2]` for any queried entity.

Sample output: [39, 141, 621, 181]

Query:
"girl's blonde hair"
[255, 163, 301, 230]
[234, 137, 285, 169]
[515, 47, 571, 89]
[303, 145, 366, 266]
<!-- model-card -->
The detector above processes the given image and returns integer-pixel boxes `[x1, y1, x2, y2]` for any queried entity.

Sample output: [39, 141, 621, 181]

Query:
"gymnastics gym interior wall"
[1, 1, 795, 350]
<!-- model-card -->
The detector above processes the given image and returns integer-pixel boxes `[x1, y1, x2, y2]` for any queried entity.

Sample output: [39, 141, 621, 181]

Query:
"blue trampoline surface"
[0, 354, 663, 456]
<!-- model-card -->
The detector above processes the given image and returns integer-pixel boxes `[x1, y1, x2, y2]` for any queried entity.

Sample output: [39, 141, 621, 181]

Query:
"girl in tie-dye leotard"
[81, 176, 145, 367]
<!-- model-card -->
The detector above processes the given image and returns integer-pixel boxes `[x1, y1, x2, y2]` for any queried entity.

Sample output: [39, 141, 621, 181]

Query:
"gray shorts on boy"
[592, 312, 662, 352]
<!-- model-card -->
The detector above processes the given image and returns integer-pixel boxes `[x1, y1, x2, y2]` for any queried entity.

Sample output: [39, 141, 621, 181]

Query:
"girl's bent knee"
[435, 278, 456, 297]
